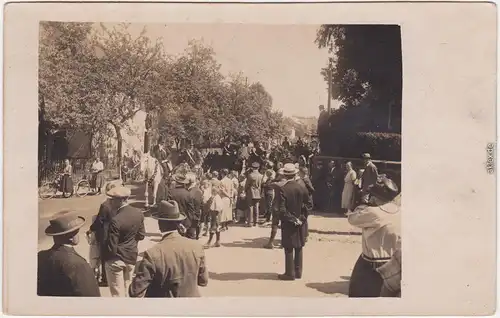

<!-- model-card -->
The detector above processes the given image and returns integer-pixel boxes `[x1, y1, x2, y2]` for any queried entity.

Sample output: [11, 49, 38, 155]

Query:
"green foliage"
[316, 25, 402, 110]
[157, 45, 285, 145]
[39, 23, 287, 163]
[320, 130, 401, 161]
[39, 21, 99, 132]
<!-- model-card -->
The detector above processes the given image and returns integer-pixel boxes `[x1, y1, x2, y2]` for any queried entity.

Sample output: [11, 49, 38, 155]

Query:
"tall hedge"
[319, 130, 401, 161]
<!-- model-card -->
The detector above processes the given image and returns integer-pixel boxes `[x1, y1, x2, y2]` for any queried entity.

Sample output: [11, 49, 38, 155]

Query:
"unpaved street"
[38, 183, 361, 297]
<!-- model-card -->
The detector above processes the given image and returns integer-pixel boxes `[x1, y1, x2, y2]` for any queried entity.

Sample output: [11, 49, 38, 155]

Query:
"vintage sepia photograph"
[37, 21, 403, 298]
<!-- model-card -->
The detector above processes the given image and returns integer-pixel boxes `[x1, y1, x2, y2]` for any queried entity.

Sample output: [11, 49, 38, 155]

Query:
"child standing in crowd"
[204, 186, 223, 248]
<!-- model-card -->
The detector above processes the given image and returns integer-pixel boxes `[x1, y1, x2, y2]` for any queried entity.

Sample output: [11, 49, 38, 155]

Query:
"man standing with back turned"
[276, 163, 312, 280]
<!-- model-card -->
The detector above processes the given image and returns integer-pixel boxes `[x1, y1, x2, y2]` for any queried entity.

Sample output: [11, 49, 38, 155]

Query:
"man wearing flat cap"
[168, 173, 197, 239]
[38, 210, 100, 296]
[104, 185, 146, 297]
[129, 200, 208, 297]
[346, 176, 401, 297]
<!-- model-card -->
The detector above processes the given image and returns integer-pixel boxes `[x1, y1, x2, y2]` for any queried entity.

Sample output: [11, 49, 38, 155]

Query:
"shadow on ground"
[209, 271, 279, 281]
[221, 237, 276, 249]
[310, 211, 347, 219]
[306, 280, 350, 296]
[308, 229, 361, 236]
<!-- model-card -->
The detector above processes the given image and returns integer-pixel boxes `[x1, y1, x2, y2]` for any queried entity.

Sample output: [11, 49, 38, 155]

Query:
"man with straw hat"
[129, 200, 208, 298]
[38, 210, 100, 296]
[276, 163, 312, 280]
[104, 185, 146, 297]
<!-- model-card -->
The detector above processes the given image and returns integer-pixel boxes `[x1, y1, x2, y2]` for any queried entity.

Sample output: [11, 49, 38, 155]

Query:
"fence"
[312, 155, 401, 188]
[38, 158, 120, 186]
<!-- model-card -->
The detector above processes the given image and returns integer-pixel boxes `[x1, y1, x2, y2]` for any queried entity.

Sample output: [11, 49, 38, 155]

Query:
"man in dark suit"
[88, 179, 123, 286]
[168, 173, 196, 239]
[187, 172, 203, 239]
[38, 210, 100, 297]
[129, 200, 208, 297]
[245, 162, 263, 227]
[104, 186, 146, 297]
[276, 163, 313, 280]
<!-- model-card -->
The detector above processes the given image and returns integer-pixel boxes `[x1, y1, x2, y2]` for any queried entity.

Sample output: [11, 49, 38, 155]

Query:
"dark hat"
[368, 176, 399, 201]
[362, 153, 371, 159]
[172, 173, 189, 184]
[251, 162, 260, 168]
[152, 200, 186, 221]
[45, 210, 85, 236]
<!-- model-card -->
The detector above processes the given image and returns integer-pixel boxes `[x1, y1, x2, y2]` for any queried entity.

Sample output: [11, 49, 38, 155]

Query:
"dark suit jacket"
[189, 187, 203, 222]
[129, 232, 208, 298]
[278, 180, 313, 249]
[298, 177, 315, 195]
[37, 245, 100, 297]
[90, 200, 116, 248]
[106, 204, 146, 265]
[168, 186, 196, 228]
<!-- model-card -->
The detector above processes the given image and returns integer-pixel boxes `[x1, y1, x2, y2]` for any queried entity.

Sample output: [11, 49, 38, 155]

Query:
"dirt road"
[38, 183, 361, 297]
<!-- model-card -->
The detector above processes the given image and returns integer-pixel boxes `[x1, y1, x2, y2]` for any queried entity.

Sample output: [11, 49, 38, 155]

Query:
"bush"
[319, 130, 401, 161]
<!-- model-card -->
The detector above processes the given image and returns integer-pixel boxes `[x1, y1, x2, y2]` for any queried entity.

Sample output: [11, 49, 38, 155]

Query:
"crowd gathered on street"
[38, 137, 402, 299]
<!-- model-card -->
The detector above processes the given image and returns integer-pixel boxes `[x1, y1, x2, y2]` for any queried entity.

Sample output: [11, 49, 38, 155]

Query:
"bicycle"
[38, 173, 91, 199]
[74, 173, 91, 198]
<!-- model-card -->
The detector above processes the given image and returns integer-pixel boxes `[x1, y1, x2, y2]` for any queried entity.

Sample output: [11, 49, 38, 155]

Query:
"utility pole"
[327, 58, 333, 113]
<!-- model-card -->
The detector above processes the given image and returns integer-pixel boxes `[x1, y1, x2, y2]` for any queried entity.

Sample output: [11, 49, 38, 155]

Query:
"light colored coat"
[347, 201, 401, 261]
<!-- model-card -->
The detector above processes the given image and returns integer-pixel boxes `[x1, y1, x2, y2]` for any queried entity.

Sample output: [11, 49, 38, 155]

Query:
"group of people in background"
[311, 153, 380, 215]
[38, 147, 401, 299]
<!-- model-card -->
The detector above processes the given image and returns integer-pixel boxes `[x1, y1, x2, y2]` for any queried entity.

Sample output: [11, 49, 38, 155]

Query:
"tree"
[90, 23, 167, 174]
[158, 40, 228, 146]
[39, 22, 101, 132]
[315, 25, 402, 132]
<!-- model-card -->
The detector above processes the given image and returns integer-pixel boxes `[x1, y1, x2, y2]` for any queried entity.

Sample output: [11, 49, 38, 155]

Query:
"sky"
[97, 23, 339, 118]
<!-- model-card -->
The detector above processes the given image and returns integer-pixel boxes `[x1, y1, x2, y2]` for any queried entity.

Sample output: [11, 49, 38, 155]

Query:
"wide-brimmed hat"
[362, 153, 371, 159]
[106, 185, 131, 199]
[172, 173, 190, 184]
[45, 210, 86, 236]
[251, 162, 260, 168]
[152, 200, 186, 221]
[283, 163, 298, 176]
[368, 176, 399, 201]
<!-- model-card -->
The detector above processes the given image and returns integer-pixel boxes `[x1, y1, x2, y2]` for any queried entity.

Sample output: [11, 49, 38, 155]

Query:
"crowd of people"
[38, 148, 401, 299]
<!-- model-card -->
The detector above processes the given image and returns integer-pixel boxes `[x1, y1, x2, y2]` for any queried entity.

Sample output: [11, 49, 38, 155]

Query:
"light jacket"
[347, 200, 401, 262]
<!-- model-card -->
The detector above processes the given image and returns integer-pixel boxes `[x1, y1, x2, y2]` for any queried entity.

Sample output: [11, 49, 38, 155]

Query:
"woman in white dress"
[341, 162, 357, 212]
[219, 169, 234, 230]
